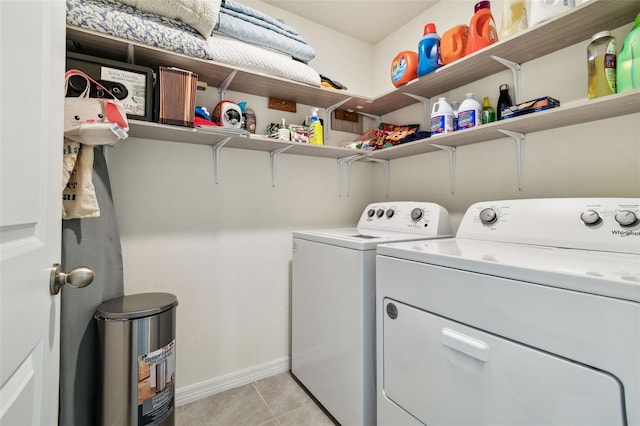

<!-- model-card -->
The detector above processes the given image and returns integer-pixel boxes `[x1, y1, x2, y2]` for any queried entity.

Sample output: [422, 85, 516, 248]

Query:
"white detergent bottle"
[457, 93, 482, 129]
[529, 0, 574, 27]
[430, 97, 454, 135]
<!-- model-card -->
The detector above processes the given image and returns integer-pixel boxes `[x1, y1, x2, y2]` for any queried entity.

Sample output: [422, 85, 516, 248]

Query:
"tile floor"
[176, 372, 337, 426]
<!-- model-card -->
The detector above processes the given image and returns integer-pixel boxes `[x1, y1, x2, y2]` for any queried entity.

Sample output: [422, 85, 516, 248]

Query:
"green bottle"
[617, 13, 640, 93]
[481, 96, 496, 124]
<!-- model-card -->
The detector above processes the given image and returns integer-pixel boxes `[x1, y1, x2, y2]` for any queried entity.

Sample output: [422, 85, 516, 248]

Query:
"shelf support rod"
[218, 70, 238, 102]
[325, 97, 352, 144]
[126, 44, 136, 64]
[498, 129, 526, 191]
[337, 154, 364, 197]
[344, 154, 366, 197]
[491, 55, 521, 104]
[356, 111, 382, 122]
[270, 145, 293, 187]
[432, 144, 457, 195]
[367, 158, 391, 198]
[212, 137, 232, 184]
[404, 93, 430, 131]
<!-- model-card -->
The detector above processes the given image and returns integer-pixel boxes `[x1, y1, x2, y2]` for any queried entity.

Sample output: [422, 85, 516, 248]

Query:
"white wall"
[108, 0, 640, 393]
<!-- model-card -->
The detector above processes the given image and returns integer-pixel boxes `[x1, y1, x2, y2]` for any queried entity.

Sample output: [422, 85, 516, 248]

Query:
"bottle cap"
[423, 23, 437, 36]
[500, 84, 509, 91]
[591, 30, 612, 42]
[474, 0, 491, 12]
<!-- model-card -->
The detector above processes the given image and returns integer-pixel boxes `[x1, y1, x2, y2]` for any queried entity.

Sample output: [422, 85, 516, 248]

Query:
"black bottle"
[497, 84, 513, 120]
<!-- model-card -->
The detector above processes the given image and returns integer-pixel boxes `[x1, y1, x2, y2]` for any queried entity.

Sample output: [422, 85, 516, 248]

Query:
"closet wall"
[106, 0, 640, 397]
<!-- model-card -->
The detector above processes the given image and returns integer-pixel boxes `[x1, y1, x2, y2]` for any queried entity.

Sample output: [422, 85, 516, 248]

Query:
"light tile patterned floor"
[176, 372, 337, 426]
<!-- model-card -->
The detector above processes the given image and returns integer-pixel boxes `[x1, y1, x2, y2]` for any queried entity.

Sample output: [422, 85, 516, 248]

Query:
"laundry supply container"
[95, 292, 178, 426]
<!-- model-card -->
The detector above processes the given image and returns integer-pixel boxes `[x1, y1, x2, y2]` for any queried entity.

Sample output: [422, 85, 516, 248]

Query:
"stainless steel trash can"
[95, 292, 178, 426]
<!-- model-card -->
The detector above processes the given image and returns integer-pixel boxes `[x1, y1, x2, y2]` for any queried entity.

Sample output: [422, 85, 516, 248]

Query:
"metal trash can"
[95, 292, 178, 426]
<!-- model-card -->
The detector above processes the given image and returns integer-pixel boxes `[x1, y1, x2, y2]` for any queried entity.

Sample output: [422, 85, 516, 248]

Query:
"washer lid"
[293, 228, 451, 250]
[96, 292, 178, 320]
[377, 239, 640, 302]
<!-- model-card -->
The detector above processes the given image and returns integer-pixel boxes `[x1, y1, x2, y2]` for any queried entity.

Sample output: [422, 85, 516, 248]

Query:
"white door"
[1, 1, 66, 424]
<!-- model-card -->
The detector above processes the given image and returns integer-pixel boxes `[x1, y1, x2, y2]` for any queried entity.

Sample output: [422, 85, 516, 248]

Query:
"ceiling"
[259, 1, 440, 44]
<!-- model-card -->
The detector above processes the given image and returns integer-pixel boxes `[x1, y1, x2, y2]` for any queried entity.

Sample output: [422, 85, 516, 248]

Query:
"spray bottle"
[308, 108, 324, 145]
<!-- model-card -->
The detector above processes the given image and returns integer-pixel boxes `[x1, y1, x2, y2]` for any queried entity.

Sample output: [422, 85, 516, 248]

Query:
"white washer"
[292, 202, 452, 426]
[376, 198, 640, 426]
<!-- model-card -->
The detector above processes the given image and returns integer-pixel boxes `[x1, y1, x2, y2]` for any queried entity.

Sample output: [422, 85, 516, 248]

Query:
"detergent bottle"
[499, 0, 527, 39]
[441, 25, 469, 65]
[457, 93, 482, 129]
[391, 51, 418, 87]
[466, 1, 498, 55]
[529, 0, 573, 27]
[430, 97, 454, 135]
[587, 31, 616, 99]
[617, 13, 640, 93]
[481, 96, 496, 124]
[417, 23, 442, 77]
[308, 108, 324, 145]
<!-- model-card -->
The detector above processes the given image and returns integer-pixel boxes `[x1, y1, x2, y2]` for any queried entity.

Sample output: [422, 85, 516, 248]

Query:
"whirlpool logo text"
[611, 229, 640, 237]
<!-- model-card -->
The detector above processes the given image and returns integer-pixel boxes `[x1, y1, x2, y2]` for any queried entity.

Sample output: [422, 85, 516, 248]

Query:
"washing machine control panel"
[358, 202, 452, 237]
[458, 198, 640, 254]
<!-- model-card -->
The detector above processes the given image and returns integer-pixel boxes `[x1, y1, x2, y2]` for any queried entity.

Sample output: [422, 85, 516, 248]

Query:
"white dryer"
[376, 198, 640, 426]
[292, 202, 452, 426]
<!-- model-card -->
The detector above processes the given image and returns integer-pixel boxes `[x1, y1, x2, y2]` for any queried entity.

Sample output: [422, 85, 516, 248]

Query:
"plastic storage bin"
[95, 293, 178, 426]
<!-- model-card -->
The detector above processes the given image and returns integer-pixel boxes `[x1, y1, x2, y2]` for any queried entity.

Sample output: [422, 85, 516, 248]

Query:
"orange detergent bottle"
[391, 51, 418, 87]
[441, 25, 469, 65]
[466, 0, 498, 55]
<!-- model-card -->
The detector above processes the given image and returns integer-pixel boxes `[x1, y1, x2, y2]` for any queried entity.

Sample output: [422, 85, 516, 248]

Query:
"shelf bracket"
[212, 136, 232, 184]
[356, 111, 382, 123]
[498, 129, 526, 191]
[325, 97, 352, 144]
[270, 145, 293, 187]
[343, 154, 366, 197]
[337, 154, 364, 197]
[126, 43, 136, 64]
[404, 93, 430, 131]
[218, 70, 238, 102]
[367, 158, 391, 198]
[491, 55, 521, 104]
[432, 144, 457, 195]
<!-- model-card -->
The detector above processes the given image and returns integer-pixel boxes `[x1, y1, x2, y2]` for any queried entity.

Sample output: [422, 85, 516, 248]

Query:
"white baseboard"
[175, 356, 291, 407]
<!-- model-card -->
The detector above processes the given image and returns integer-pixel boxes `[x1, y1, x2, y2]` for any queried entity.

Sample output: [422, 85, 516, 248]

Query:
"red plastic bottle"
[466, 0, 498, 55]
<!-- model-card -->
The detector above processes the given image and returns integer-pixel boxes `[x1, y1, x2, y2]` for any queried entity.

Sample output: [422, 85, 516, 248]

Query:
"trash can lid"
[95, 292, 178, 320]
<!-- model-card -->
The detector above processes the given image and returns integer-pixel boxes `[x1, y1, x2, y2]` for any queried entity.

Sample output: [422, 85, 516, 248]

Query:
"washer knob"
[367, 209, 375, 218]
[411, 208, 424, 221]
[386, 209, 395, 218]
[479, 208, 498, 225]
[615, 210, 638, 227]
[376, 209, 385, 218]
[580, 210, 601, 226]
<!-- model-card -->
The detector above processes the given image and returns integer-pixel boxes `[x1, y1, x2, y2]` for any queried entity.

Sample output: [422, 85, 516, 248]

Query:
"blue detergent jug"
[417, 23, 442, 77]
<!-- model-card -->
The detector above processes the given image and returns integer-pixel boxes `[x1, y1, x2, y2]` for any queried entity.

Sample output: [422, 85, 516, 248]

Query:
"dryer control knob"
[479, 208, 498, 225]
[411, 208, 424, 221]
[367, 209, 376, 218]
[376, 209, 385, 218]
[580, 210, 602, 226]
[615, 210, 638, 227]
[386, 209, 395, 218]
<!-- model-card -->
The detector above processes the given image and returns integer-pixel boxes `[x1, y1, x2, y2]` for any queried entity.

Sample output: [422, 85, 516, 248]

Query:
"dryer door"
[382, 298, 626, 425]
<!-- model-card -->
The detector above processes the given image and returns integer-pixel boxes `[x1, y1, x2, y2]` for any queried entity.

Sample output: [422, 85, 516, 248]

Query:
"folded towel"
[116, 0, 222, 37]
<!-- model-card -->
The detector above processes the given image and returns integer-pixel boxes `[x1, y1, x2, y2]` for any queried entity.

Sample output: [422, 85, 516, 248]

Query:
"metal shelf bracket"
[212, 136, 232, 184]
[325, 97, 352, 144]
[432, 144, 457, 195]
[491, 55, 521, 103]
[337, 154, 365, 197]
[404, 93, 430, 131]
[218, 70, 238, 102]
[367, 158, 391, 198]
[270, 145, 294, 187]
[498, 129, 526, 191]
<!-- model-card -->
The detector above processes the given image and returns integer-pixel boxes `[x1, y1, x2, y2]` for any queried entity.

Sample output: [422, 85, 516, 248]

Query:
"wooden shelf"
[366, 90, 640, 160]
[65, 26, 369, 110]
[126, 120, 364, 159]
[341, 0, 639, 115]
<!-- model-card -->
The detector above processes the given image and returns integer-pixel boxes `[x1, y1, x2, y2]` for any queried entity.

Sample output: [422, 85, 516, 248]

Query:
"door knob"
[50, 263, 95, 295]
